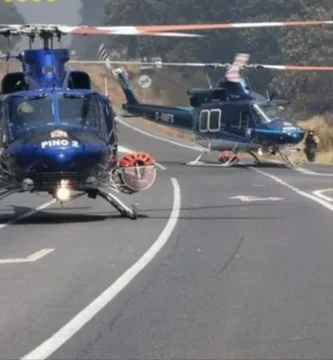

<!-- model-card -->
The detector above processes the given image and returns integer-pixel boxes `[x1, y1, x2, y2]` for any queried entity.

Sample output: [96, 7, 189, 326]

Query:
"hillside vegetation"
[0, 2, 25, 51]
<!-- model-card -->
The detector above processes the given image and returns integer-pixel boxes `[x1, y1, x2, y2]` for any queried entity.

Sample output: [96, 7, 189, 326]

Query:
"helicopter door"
[209, 109, 222, 132]
[198, 108, 221, 134]
[229, 107, 252, 138]
[198, 110, 209, 132]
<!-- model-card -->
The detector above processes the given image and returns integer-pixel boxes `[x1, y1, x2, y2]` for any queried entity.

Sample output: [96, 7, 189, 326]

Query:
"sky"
[15, 0, 81, 48]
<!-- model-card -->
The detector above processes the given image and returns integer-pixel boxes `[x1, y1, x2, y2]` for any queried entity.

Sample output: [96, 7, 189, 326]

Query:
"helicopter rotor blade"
[67, 60, 229, 68]
[68, 44, 333, 73]
[57, 20, 333, 34]
[0, 24, 203, 38]
[68, 60, 333, 72]
[1, 19, 333, 38]
[247, 64, 333, 71]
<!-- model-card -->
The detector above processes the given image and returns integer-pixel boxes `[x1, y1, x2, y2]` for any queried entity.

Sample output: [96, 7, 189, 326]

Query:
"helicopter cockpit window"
[8, 94, 54, 133]
[58, 93, 106, 135]
[252, 103, 289, 124]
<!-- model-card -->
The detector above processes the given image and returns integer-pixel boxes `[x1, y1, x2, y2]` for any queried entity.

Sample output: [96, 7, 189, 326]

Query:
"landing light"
[56, 187, 71, 202]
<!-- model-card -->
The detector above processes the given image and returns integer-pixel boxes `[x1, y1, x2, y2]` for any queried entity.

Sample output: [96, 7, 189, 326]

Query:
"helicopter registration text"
[41, 139, 79, 148]
[154, 111, 175, 124]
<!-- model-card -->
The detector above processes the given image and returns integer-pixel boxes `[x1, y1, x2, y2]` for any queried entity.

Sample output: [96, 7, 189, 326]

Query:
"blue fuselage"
[122, 101, 305, 150]
[0, 89, 115, 191]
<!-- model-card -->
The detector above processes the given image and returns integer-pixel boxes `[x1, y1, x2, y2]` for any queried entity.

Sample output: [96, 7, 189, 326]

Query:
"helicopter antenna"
[266, 89, 270, 100]
[104, 76, 108, 96]
[205, 73, 212, 88]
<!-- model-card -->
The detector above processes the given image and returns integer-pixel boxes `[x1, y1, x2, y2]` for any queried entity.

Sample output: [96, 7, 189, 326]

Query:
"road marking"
[230, 195, 284, 202]
[0, 199, 56, 230]
[118, 145, 132, 153]
[21, 177, 181, 360]
[313, 189, 333, 202]
[293, 167, 333, 176]
[116, 116, 204, 152]
[118, 144, 166, 170]
[0, 249, 54, 264]
[250, 167, 333, 212]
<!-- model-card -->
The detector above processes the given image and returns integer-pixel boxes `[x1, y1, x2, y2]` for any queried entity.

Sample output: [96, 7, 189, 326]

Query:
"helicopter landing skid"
[247, 151, 262, 165]
[186, 151, 240, 168]
[0, 182, 23, 201]
[278, 149, 303, 169]
[96, 189, 138, 220]
[0, 188, 20, 201]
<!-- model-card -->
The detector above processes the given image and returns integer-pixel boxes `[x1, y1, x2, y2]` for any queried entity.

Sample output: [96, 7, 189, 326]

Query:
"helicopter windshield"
[8, 94, 54, 133]
[58, 93, 105, 133]
[252, 103, 289, 124]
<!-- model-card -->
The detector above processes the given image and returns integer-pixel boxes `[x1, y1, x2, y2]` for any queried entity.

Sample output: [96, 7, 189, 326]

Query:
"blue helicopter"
[80, 32, 333, 168]
[93, 52, 315, 168]
[0, 23, 213, 219]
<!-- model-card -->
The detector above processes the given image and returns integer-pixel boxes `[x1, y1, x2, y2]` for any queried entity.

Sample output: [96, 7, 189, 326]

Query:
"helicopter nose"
[286, 129, 305, 143]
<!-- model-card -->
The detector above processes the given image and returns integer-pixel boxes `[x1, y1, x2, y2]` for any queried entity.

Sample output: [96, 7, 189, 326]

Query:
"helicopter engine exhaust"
[117, 152, 156, 194]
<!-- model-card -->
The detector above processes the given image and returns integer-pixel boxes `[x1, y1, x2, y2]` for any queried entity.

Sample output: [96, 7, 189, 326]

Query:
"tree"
[101, 0, 333, 115]
[0, 2, 26, 52]
[71, 0, 105, 60]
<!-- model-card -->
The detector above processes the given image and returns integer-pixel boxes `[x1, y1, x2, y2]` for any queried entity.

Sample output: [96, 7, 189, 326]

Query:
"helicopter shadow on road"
[0, 203, 280, 224]
[0, 205, 148, 225]
[137, 202, 281, 220]
[57, 203, 280, 221]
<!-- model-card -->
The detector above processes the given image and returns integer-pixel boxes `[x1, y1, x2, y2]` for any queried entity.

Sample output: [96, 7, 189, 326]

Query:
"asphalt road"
[2, 119, 333, 359]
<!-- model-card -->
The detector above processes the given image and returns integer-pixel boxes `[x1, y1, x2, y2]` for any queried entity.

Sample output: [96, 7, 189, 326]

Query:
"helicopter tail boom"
[113, 67, 139, 106]
[111, 66, 194, 131]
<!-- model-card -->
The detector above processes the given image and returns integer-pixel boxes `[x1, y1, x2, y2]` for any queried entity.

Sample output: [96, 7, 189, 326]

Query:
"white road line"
[250, 167, 333, 212]
[116, 116, 204, 152]
[21, 177, 181, 360]
[313, 189, 333, 202]
[0, 199, 56, 230]
[118, 145, 132, 153]
[119, 144, 166, 170]
[293, 167, 333, 176]
[0, 249, 54, 264]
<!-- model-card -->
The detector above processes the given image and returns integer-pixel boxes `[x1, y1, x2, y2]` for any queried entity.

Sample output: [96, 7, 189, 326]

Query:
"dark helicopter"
[74, 17, 333, 168]
[0, 22, 219, 219]
[113, 54, 310, 168]
[95, 52, 333, 168]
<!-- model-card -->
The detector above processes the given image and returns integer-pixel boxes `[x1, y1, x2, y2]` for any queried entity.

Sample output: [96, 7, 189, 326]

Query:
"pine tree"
[0, 2, 26, 51]
[71, 0, 105, 60]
